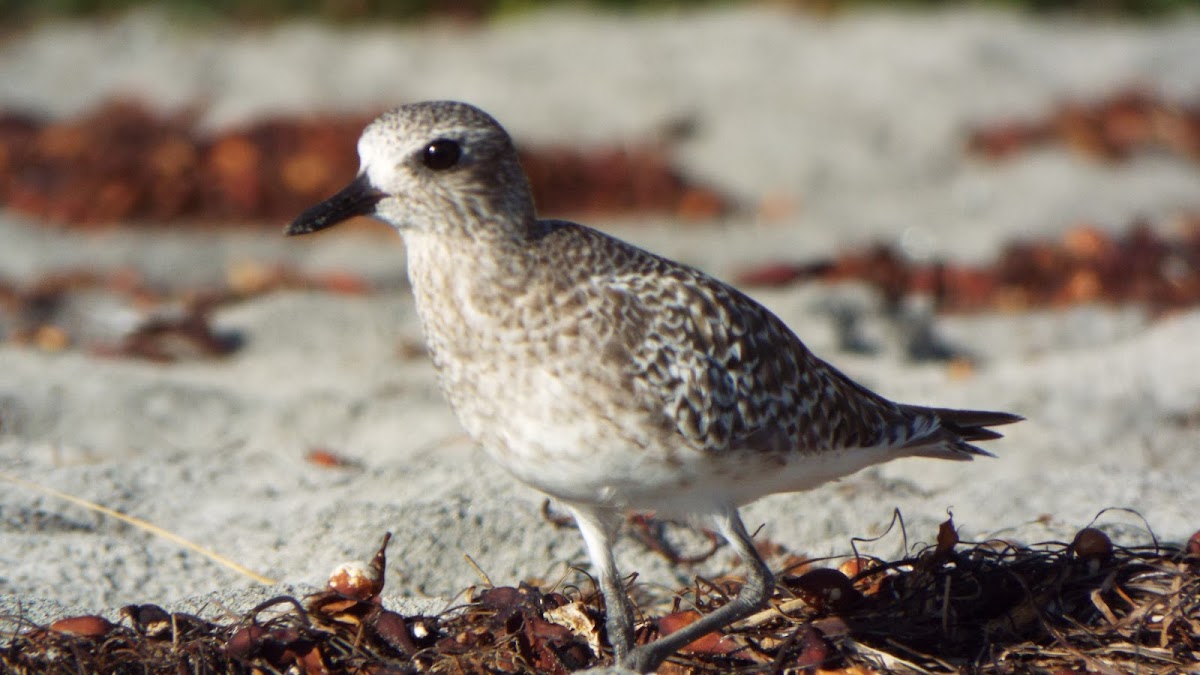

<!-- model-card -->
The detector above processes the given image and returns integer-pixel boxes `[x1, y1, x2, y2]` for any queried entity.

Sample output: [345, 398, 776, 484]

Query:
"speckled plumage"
[287, 101, 1021, 672]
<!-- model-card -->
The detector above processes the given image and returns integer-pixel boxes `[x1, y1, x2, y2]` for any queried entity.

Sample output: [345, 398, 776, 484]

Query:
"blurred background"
[1, 0, 1198, 305]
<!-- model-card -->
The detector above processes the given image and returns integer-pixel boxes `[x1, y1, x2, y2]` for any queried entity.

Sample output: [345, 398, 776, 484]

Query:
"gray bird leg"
[568, 505, 637, 662]
[623, 507, 773, 673]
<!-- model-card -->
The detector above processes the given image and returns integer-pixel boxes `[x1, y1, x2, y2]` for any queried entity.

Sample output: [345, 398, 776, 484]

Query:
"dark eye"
[423, 139, 461, 170]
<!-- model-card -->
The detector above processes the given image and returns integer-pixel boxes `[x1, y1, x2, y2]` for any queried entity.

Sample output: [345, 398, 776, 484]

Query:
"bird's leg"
[624, 507, 774, 673]
[567, 505, 636, 662]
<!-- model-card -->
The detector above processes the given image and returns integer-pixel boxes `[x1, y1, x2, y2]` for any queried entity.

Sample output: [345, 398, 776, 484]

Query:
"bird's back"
[540, 222, 1018, 452]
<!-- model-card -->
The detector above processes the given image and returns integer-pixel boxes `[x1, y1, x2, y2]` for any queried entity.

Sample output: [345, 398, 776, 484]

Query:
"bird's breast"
[403, 235, 697, 502]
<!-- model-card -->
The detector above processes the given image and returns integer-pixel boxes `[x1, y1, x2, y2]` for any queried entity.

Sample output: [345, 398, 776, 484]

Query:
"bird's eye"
[423, 139, 462, 170]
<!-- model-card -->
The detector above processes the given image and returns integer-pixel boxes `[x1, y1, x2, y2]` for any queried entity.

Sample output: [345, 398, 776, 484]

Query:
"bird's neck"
[403, 224, 540, 315]
[402, 224, 553, 401]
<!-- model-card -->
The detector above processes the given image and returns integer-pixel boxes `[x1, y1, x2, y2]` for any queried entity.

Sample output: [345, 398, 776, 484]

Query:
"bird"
[286, 100, 1022, 672]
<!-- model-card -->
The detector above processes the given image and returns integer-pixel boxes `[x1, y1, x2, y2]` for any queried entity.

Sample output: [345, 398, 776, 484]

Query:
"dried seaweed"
[737, 216, 1200, 318]
[4, 519, 1196, 674]
[968, 88, 1200, 164]
[0, 100, 727, 227]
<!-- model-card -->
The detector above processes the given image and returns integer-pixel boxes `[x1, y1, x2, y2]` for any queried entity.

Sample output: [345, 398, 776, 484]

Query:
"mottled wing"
[533, 222, 1018, 459]
[598, 247, 907, 456]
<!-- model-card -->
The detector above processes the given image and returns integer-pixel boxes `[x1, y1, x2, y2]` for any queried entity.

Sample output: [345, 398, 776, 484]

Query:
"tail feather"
[898, 405, 1023, 460]
[920, 407, 1025, 430]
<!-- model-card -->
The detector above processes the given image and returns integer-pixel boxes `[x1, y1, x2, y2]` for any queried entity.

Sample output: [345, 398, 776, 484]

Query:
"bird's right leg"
[567, 504, 636, 663]
[623, 507, 774, 673]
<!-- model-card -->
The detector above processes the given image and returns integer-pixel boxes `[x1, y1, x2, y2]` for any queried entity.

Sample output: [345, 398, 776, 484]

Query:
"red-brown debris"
[1070, 527, 1115, 562]
[736, 217, 1200, 316]
[968, 88, 1200, 164]
[0, 99, 729, 226]
[92, 301, 239, 363]
[120, 604, 174, 638]
[656, 609, 741, 656]
[0, 101, 371, 226]
[781, 568, 860, 612]
[0, 263, 374, 359]
[305, 447, 362, 469]
[790, 624, 836, 670]
[4, 521, 1198, 673]
[45, 615, 114, 639]
[520, 144, 727, 220]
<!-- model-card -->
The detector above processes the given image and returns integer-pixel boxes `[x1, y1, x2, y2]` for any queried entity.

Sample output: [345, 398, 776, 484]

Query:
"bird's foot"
[615, 642, 670, 674]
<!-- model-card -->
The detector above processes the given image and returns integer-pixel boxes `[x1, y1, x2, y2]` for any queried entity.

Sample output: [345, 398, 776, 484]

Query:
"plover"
[286, 101, 1021, 672]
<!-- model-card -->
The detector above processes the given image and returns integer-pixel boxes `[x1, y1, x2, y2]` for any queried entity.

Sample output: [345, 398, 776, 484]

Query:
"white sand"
[1, 7, 1199, 629]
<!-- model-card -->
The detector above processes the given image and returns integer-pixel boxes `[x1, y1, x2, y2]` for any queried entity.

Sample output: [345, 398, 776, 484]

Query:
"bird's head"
[286, 101, 535, 239]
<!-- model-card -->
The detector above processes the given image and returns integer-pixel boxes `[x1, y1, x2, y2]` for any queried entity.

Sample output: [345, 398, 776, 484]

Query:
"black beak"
[285, 173, 386, 236]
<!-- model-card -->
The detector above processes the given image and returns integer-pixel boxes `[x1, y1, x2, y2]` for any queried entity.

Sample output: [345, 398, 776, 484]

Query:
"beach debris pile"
[3, 520, 1197, 673]
[968, 88, 1200, 164]
[737, 216, 1200, 317]
[0, 100, 727, 227]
